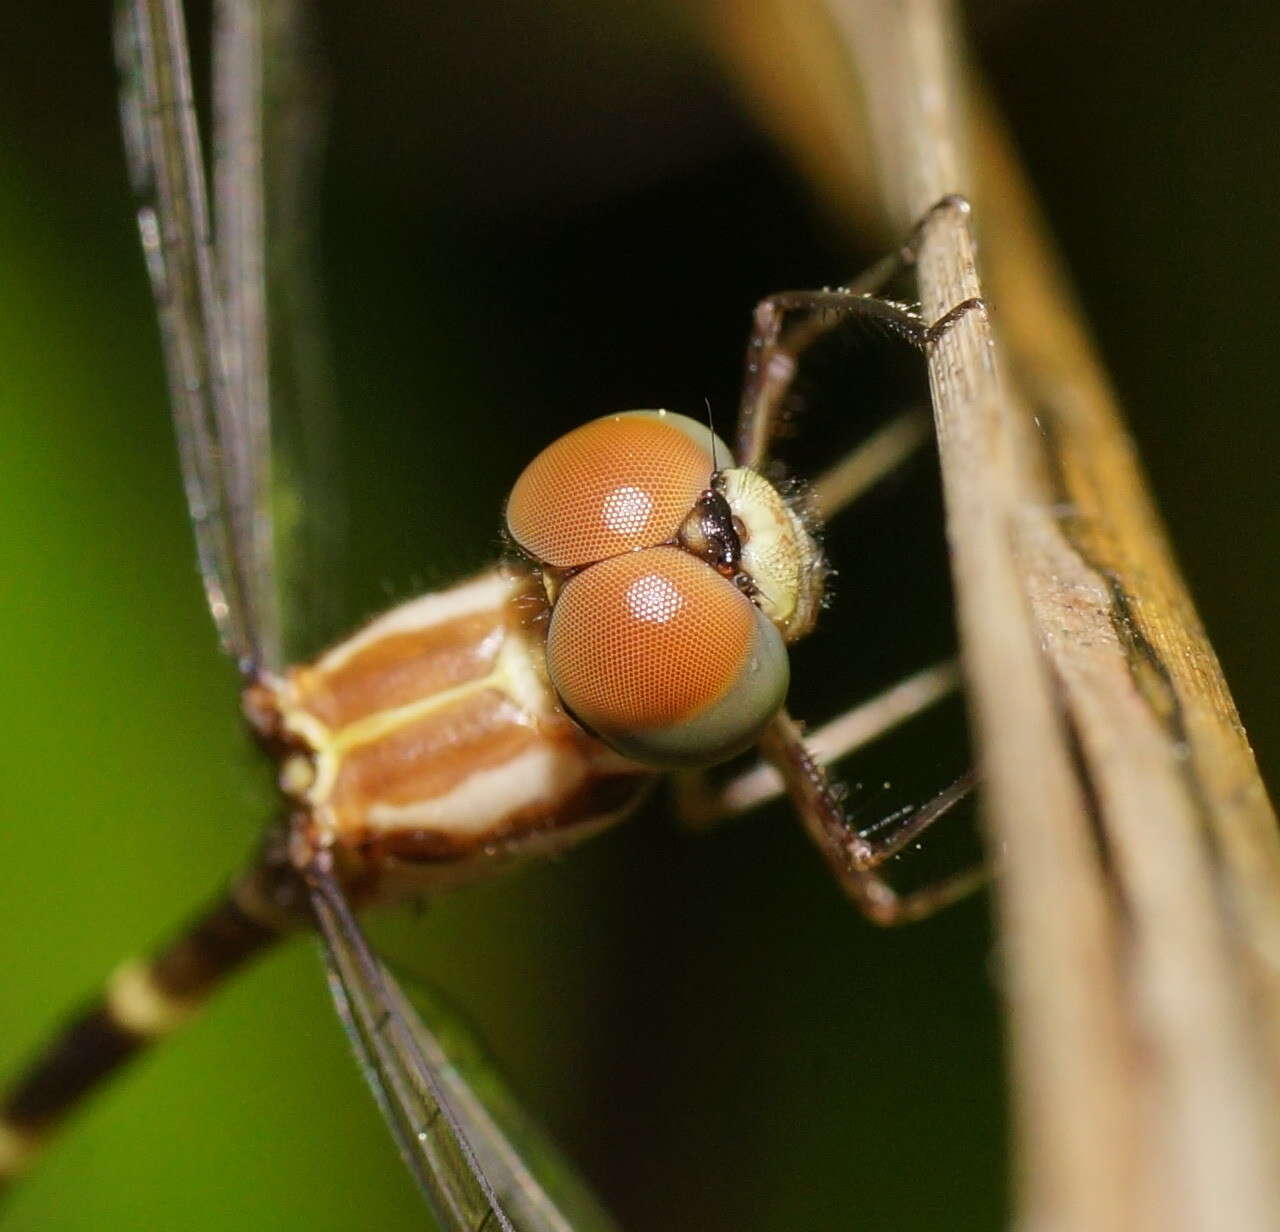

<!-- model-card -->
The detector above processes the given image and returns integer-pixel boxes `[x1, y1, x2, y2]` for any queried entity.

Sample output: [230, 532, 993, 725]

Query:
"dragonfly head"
[504, 410, 824, 767]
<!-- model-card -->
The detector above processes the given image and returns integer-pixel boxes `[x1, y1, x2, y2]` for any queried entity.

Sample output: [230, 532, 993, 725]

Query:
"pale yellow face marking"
[720, 467, 822, 640]
[106, 960, 201, 1039]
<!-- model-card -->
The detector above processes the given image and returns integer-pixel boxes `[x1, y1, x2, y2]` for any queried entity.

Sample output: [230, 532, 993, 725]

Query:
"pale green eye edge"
[607, 408, 734, 470]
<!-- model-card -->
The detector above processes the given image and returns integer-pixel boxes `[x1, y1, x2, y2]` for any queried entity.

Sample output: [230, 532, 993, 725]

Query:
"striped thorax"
[244, 568, 652, 903]
[242, 408, 823, 895]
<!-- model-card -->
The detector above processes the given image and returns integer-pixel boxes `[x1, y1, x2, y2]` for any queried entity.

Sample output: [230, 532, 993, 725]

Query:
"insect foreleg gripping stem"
[735, 194, 988, 470]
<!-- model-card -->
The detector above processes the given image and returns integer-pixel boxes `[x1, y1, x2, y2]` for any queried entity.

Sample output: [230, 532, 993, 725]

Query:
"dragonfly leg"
[735, 194, 984, 470]
[840, 193, 975, 296]
[672, 661, 960, 831]
[756, 709, 987, 926]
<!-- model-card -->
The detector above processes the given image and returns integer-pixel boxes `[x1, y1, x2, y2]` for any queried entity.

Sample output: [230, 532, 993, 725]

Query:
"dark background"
[0, 3, 1274, 1229]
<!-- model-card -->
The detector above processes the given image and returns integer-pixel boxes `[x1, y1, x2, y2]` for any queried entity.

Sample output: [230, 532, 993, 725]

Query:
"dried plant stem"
[705, 1, 1280, 1228]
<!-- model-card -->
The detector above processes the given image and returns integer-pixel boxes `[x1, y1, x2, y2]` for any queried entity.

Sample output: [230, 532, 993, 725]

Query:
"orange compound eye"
[505, 411, 730, 568]
[545, 546, 789, 767]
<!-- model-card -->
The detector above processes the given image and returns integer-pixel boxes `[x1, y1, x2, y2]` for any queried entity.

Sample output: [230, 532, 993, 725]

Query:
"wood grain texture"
[703, 1, 1280, 1227]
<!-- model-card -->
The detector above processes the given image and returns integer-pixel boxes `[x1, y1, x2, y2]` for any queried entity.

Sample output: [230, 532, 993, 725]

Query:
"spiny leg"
[737, 291, 987, 471]
[0, 844, 303, 1190]
[674, 660, 961, 829]
[756, 709, 986, 926]
[736, 194, 984, 470]
[718, 197, 987, 921]
[853, 771, 977, 864]
[840, 193, 974, 297]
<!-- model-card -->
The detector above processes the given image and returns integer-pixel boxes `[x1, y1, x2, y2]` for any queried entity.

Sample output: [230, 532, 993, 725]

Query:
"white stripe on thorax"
[365, 743, 585, 838]
[313, 569, 516, 674]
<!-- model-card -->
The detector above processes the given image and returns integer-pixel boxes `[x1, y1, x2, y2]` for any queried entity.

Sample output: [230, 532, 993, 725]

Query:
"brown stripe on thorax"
[326, 687, 537, 821]
[289, 609, 506, 731]
[260, 568, 654, 887]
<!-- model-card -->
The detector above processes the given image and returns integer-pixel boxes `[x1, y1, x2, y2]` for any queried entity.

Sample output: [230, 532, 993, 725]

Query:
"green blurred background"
[0, 3, 1275, 1229]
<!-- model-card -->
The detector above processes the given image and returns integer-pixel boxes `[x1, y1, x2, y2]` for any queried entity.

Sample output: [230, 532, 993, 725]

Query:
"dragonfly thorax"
[243, 570, 651, 902]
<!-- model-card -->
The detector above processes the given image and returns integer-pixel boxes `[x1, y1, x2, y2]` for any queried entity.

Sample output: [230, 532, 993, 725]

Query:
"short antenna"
[704, 396, 721, 475]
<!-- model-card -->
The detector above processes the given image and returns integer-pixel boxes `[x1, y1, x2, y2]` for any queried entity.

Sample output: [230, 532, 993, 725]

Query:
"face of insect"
[505, 410, 823, 767]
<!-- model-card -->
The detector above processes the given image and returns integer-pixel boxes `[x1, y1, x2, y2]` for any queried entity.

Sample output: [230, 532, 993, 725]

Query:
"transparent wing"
[116, 0, 278, 673]
[122, 3, 608, 1222]
[209, 0, 275, 666]
[308, 867, 620, 1232]
[215, 0, 345, 665]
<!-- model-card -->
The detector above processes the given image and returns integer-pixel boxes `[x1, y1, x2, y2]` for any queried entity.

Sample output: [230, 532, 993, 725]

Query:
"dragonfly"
[0, 1, 988, 1227]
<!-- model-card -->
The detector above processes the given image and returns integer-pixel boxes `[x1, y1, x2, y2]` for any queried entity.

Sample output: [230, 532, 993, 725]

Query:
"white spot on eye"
[602, 485, 653, 534]
[625, 573, 683, 624]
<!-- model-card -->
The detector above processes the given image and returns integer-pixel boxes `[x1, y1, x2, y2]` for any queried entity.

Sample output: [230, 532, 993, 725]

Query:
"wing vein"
[307, 865, 516, 1232]
[115, 0, 271, 672]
